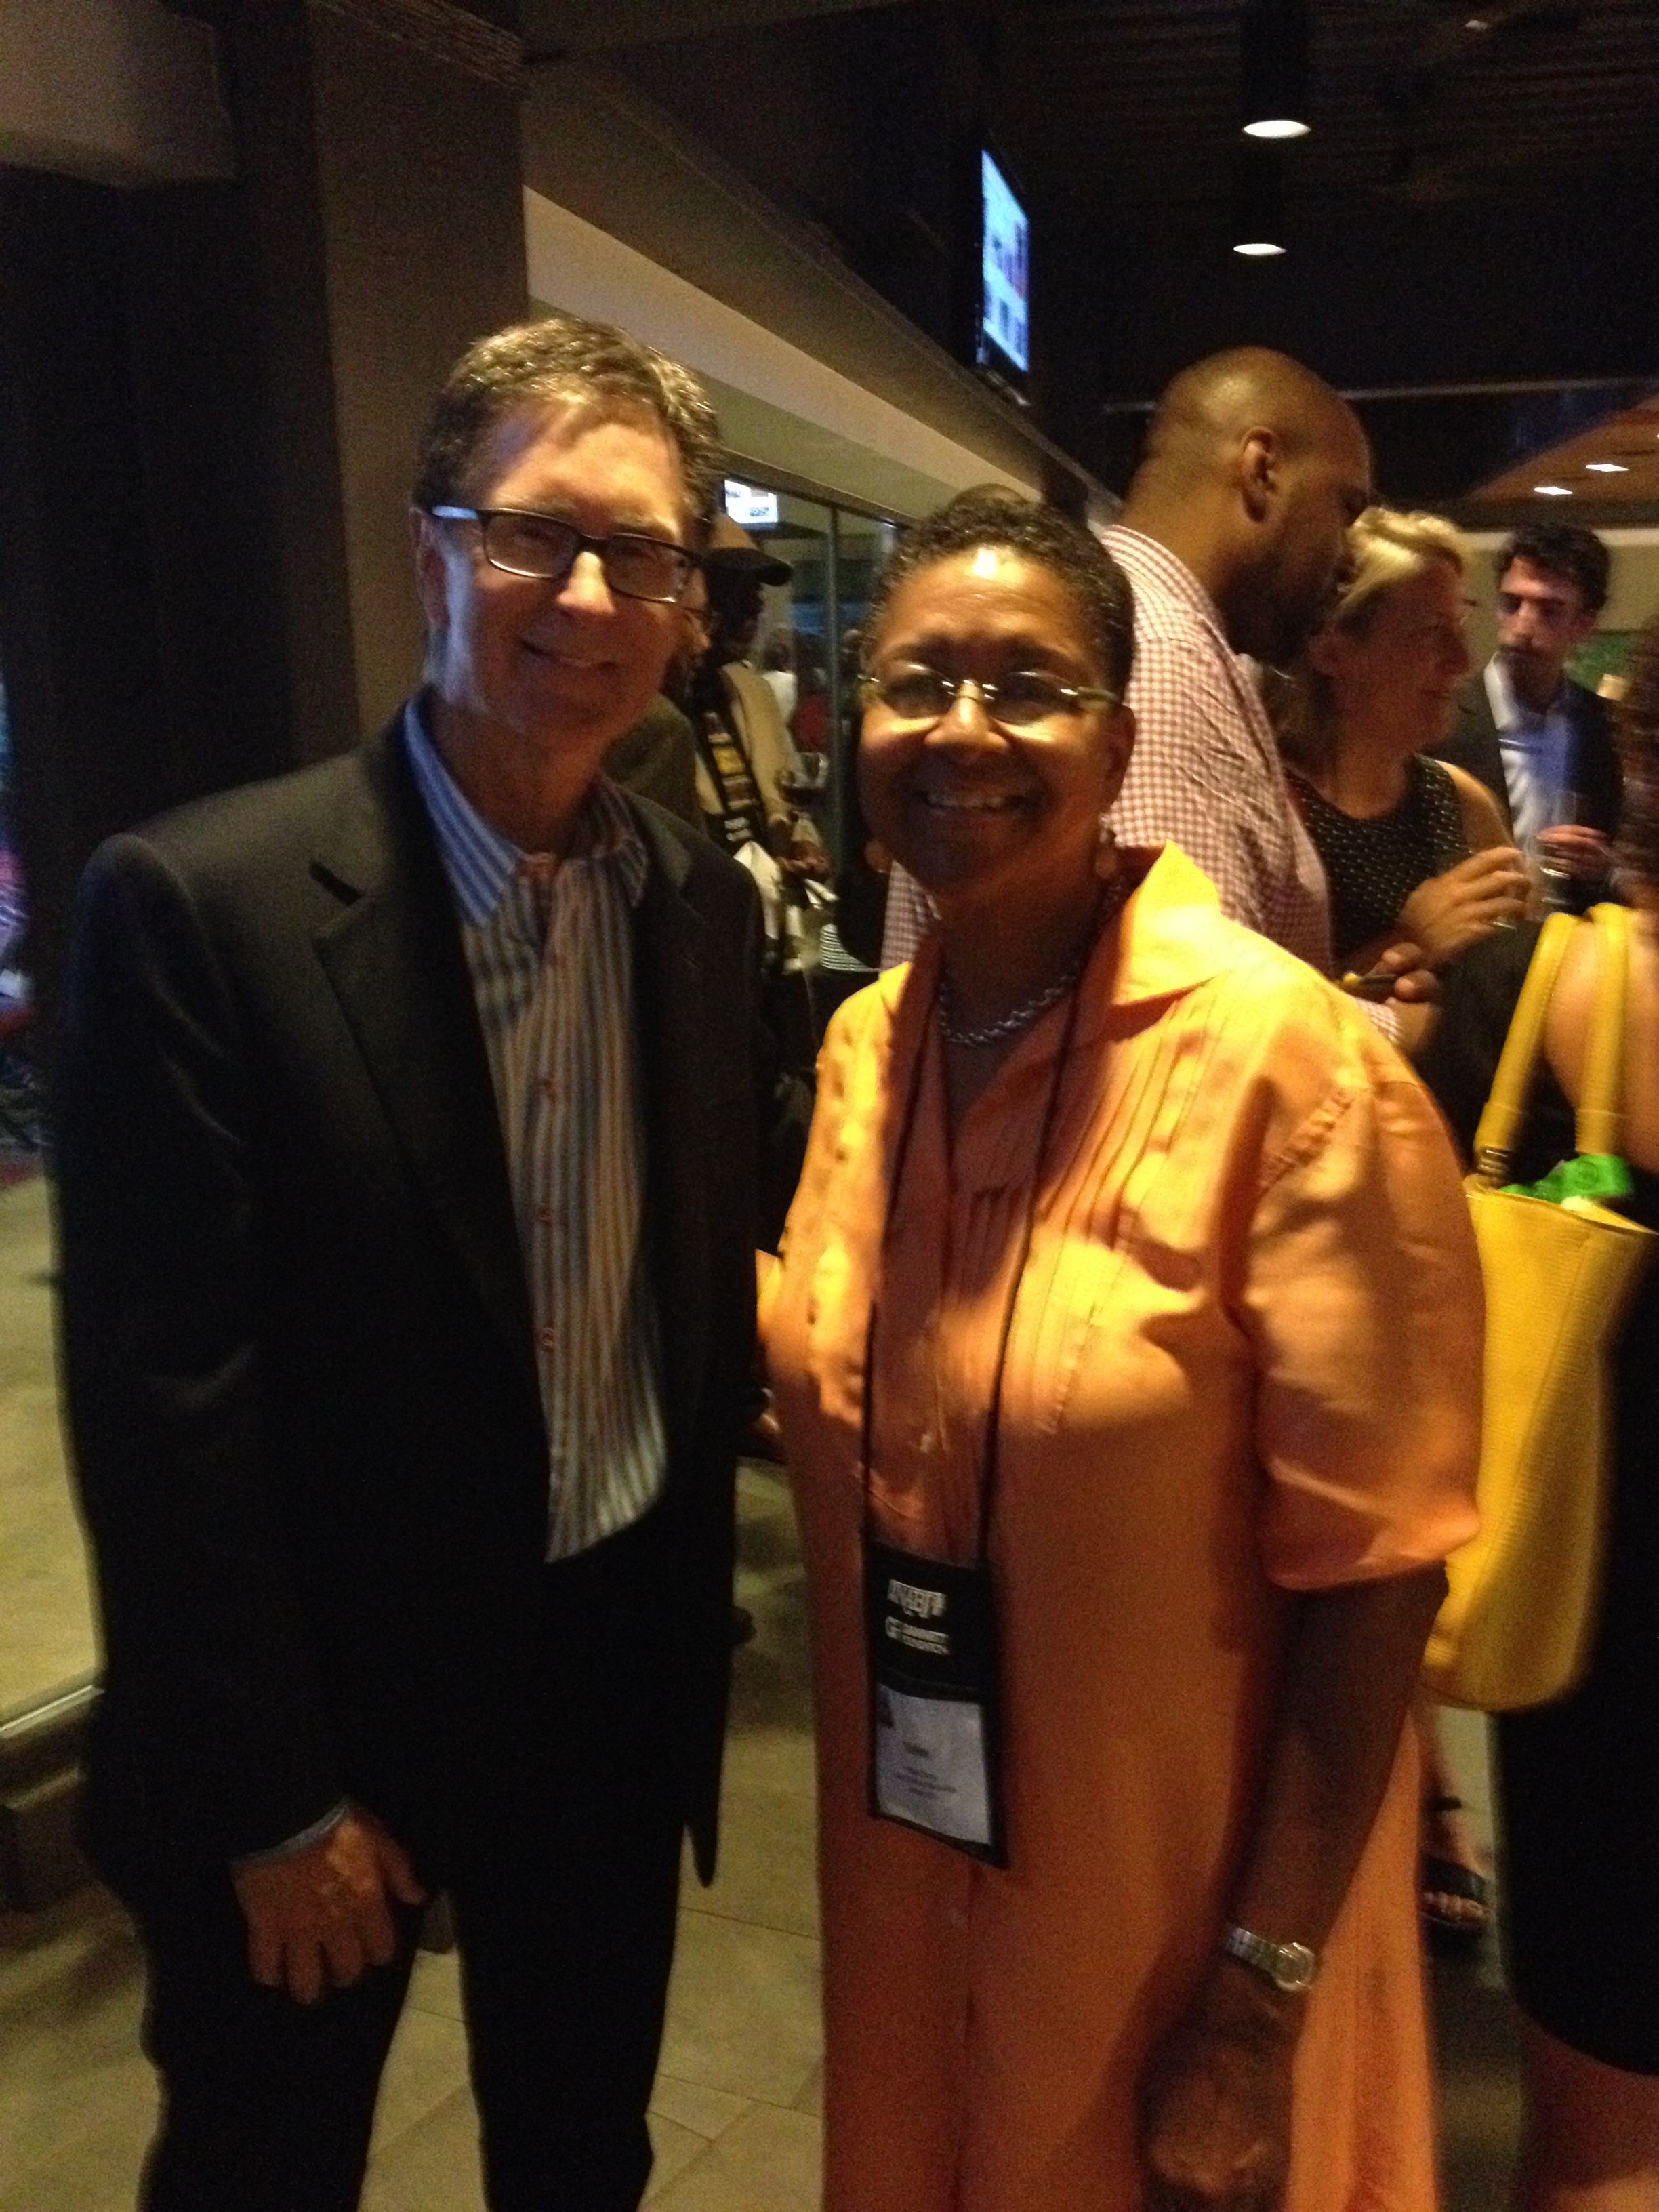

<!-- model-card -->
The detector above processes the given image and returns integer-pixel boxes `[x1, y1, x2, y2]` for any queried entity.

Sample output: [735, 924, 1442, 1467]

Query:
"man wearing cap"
[690, 515, 803, 855]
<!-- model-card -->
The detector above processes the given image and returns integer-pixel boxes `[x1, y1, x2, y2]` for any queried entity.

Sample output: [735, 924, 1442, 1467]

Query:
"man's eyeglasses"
[857, 668, 1118, 731]
[426, 507, 699, 605]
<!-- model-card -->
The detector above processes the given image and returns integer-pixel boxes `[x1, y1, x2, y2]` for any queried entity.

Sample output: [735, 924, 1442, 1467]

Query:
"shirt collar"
[876, 841, 1241, 1073]
[1486, 654, 1566, 736]
[403, 695, 649, 927]
[1102, 526, 1232, 647]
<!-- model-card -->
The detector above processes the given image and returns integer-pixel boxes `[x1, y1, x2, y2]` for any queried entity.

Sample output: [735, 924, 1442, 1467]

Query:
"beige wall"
[312, 10, 527, 737]
[524, 188, 1033, 521]
[0, 0, 231, 184]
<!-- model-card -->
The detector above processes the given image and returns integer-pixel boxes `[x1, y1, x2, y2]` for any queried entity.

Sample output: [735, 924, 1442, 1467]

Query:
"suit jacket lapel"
[310, 723, 539, 1407]
[629, 804, 714, 1462]
[1460, 675, 1515, 838]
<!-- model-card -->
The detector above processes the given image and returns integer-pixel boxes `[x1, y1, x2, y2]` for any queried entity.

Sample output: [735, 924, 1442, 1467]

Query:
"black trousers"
[129, 1510, 687, 2212]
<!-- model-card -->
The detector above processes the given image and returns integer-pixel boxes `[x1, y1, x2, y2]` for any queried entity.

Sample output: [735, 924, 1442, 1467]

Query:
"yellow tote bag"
[1425, 904, 1656, 1711]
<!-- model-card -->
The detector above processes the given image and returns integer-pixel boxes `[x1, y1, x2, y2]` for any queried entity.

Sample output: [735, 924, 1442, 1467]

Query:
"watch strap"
[1221, 1921, 1319, 1994]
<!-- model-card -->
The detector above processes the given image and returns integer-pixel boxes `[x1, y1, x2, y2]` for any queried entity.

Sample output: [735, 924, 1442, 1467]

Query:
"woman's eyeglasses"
[858, 668, 1118, 731]
[426, 507, 699, 605]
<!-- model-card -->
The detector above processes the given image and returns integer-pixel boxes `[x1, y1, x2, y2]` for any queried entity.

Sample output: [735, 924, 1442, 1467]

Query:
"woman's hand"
[1397, 847, 1529, 967]
[1139, 1965, 1300, 2209]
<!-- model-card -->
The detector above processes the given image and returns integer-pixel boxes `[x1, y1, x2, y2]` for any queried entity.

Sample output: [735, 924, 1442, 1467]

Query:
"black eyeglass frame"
[856, 668, 1120, 730]
[426, 506, 702, 605]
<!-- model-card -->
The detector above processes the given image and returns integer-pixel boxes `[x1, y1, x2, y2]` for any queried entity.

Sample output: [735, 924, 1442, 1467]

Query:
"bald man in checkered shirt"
[881, 348, 1394, 1002]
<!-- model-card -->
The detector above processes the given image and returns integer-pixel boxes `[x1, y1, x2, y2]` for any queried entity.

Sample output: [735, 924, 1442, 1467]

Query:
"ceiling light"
[1242, 0, 1311, 140]
[1585, 462, 1629, 474]
[1534, 485, 1574, 497]
[1234, 239, 1288, 257]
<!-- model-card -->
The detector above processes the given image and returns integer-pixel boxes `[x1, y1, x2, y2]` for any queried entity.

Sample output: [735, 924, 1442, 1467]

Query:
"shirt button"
[539, 1326, 556, 1352]
[536, 1204, 552, 1227]
[540, 1076, 555, 1097]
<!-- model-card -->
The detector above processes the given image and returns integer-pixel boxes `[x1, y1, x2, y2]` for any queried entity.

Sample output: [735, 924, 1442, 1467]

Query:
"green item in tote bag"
[1424, 904, 1656, 1711]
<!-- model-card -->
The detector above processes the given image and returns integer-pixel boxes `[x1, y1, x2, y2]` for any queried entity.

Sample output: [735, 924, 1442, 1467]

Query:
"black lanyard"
[858, 929, 1093, 1566]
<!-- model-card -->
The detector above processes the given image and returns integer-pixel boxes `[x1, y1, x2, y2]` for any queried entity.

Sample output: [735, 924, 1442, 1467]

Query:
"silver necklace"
[937, 880, 1124, 1051]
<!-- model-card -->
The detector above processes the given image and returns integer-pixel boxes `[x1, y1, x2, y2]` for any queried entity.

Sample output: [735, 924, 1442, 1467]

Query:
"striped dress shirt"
[403, 703, 668, 1561]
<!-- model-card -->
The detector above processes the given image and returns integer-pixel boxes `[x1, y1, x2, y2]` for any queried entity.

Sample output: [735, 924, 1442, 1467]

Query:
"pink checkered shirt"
[879, 527, 1334, 979]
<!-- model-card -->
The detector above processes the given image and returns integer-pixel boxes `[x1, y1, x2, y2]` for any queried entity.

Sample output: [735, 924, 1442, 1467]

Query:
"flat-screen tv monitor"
[978, 149, 1029, 386]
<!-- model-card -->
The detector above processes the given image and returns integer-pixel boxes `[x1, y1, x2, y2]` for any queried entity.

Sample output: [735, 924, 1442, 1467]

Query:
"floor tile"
[361, 2083, 484, 2212]
[791, 2061, 823, 2118]
[647, 2074, 751, 2141]
[649, 2102, 821, 2211]
[681, 1774, 818, 1940]
[369, 2000, 473, 2154]
[403, 1943, 465, 2024]
[643, 2110, 711, 2200]
[718, 1721, 818, 1802]
[655, 1910, 822, 2108]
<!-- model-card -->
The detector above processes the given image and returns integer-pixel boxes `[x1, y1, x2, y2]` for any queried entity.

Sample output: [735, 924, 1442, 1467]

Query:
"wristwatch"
[1221, 1923, 1319, 1995]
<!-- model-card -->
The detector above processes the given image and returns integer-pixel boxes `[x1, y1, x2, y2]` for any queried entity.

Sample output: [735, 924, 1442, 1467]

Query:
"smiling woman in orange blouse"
[761, 487, 1483, 2212]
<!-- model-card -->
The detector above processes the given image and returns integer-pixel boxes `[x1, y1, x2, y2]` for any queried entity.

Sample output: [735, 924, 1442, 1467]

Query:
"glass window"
[0, 673, 81, 1736]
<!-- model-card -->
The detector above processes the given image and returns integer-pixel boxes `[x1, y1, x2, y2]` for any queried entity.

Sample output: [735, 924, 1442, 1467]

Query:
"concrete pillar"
[0, 0, 528, 1036]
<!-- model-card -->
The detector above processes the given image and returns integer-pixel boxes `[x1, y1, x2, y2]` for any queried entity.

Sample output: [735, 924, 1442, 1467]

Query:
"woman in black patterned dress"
[1279, 507, 1531, 1957]
[1417, 614, 1659, 2211]
[1279, 507, 1528, 978]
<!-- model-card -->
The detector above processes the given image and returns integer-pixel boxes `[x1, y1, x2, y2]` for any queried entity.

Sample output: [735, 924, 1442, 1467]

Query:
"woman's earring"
[1094, 814, 1118, 880]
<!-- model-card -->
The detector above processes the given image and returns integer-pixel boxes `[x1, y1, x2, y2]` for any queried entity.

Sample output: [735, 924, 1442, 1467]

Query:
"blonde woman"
[1281, 507, 1529, 977]
[1282, 508, 1530, 1957]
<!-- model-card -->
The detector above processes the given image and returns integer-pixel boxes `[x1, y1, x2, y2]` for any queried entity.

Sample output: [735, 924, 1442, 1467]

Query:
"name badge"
[863, 1534, 1007, 1866]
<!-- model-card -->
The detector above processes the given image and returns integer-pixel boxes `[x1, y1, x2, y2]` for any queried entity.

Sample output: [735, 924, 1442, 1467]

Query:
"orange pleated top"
[765, 845, 1483, 2212]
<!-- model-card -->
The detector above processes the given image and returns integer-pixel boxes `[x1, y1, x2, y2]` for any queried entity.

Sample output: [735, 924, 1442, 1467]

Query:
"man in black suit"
[1433, 522, 1619, 907]
[55, 315, 768, 2212]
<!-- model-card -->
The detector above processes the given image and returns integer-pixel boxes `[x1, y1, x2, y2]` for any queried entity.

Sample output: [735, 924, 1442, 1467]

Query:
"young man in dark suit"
[1433, 522, 1619, 907]
[54, 314, 769, 2212]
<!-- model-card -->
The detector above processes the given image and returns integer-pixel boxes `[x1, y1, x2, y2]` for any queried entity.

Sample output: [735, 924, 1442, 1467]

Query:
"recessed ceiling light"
[1233, 240, 1288, 256]
[1585, 462, 1629, 474]
[1243, 118, 1310, 140]
[1534, 484, 1574, 497]
[1465, 14, 1492, 28]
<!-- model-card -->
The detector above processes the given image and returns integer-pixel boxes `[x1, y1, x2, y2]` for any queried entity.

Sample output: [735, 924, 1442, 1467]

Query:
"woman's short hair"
[1277, 506, 1467, 773]
[864, 487, 1136, 698]
[1615, 615, 1659, 893]
[412, 312, 722, 540]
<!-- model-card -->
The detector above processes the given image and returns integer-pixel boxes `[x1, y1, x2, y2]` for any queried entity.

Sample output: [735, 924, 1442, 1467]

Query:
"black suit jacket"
[55, 718, 766, 1892]
[1432, 663, 1620, 841]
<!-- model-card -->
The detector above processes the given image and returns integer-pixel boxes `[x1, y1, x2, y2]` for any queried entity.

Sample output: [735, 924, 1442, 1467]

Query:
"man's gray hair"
[413, 312, 722, 540]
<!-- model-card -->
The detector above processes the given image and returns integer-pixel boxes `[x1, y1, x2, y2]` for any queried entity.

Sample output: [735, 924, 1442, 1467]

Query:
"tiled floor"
[0, 1162, 1524, 2209]
[0, 1465, 826, 2212]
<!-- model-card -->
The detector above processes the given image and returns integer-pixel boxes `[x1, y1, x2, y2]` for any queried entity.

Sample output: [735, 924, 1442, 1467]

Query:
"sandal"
[1420, 1795, 1492, 1958]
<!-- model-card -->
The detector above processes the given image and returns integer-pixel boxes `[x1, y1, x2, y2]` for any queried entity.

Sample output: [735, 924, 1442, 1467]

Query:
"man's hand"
[1139, 1967, 1300, 2210]
[1532, 823, 1612, 884]
[1397, 848, 1530, 968]
[232, 1809, 426, 2004]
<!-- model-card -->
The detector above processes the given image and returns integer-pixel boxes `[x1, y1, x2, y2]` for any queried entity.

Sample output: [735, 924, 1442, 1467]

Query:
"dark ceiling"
[509, 0, 1659, 506]
[992, 0, 1659, 214]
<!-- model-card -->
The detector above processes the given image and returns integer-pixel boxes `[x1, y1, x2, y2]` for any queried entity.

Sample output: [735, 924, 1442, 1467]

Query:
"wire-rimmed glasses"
[857, 667, 1118, 731]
